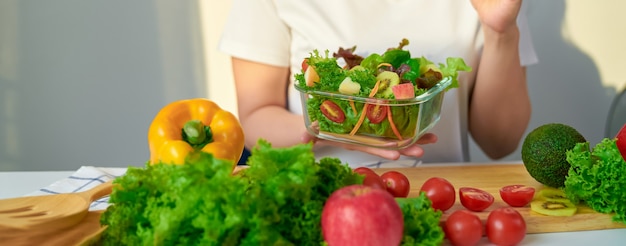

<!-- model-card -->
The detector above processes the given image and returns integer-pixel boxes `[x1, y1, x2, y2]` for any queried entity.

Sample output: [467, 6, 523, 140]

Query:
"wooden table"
[1, 163, 625, 245]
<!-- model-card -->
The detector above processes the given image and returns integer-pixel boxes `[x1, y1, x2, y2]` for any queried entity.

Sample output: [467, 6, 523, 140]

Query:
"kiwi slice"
[376, 71, 400, 97]
[530, 187, 577, 216]
[530, 200, 577, 216]
[536, 187, 569, 201]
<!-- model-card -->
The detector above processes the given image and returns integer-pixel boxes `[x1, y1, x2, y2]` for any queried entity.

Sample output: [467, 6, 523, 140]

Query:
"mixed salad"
[294, 39, 471, 140]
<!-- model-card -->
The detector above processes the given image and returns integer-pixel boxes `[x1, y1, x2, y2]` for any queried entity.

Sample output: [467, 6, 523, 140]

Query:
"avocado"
[521, 123, 586, 188]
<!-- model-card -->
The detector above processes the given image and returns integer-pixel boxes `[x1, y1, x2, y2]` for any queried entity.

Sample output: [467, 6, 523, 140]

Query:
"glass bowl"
[295, 76, 451, 150]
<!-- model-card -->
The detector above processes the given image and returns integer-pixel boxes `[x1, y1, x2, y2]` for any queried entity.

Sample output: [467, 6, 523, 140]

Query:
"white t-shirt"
[219, 0, 538, 167]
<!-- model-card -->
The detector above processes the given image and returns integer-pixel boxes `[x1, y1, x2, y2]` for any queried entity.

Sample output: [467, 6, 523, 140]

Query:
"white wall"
[201, 0, 237, 115]
[565, 1, 626, 92]
[0, 0, 206, 171]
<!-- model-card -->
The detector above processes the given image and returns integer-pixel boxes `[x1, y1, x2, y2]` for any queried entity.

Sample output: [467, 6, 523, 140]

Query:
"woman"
[219, 0, 537, 167]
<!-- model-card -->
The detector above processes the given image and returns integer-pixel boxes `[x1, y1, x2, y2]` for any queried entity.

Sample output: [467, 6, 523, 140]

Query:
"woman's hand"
[301, 132, 438, 160]
[470, 0, 522, 33]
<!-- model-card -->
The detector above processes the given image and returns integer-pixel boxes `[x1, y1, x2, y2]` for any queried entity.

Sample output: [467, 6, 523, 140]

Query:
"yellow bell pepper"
[148, 98, 245, 167]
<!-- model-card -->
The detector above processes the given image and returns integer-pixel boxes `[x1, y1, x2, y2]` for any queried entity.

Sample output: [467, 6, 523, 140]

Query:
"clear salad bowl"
[295, 76, 451, 150]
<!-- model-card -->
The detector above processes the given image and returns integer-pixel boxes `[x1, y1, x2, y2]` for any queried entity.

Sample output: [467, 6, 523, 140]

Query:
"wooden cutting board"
[0, 211, 106, 246]
[374, 163, 626, 234]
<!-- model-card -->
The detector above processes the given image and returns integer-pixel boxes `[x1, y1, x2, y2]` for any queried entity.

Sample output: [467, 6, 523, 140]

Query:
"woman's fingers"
[415, 133, 438, 144]
[346, 144, 402, 160]
[398, 144, 425, 157]
[301, 131, 317, 144]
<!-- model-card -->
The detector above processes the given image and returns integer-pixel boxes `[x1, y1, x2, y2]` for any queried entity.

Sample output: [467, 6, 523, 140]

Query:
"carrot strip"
[369, 80, 381, 97]
[350, 104, 368, 136]
[377, 63, 393, 69]
[387, 106, 403, 140]
[350, 80, 382, 136]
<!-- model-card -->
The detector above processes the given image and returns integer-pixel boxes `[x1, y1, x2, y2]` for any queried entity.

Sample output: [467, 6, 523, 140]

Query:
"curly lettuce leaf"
[345, 68, 378, 96]
[396, 192, 445, 246]
[439, 57, 472, 89]
[296, 50, 348, 94]
[360, 53, 383, 72]
[564, 138, 626, 223]
[100, 151, 248, 245]
[100, 140, 362, 245]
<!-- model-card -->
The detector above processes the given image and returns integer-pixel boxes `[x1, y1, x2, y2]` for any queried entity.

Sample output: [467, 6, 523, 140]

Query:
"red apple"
[391, 83, 415, 99]
[616, 123, 626, 161]
[304, 65, 320, 87]
[321, 185, 404, 246]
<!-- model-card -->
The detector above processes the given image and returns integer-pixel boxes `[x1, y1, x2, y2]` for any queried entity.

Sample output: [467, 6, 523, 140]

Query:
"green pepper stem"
[182, 120, 213, 146]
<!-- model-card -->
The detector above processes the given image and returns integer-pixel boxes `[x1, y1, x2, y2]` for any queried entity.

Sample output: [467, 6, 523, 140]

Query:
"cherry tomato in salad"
[320, 100, 346, 123]
[381, 171, 410, 197]
[366, 104, 388, 124]
[419, 177, 456, 212]
[444, 210, 483, 246]
[301, 58, 309, 72]
[459, 187, 494, 212]
[353, 167, 385, 190]
[486, 207, 526, 246]
[500, 185, 536, 207]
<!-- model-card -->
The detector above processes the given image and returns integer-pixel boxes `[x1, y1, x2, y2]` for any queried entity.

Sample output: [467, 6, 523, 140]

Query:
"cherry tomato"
[381, 171, 410, 197]
[353, 167, 385, 190]
[320, 100, 346, 123]
[486, 207, 526, 246]
[301, 58, 309, 71]
[366, 104, 388, 124]
[616, 123, 626, 161]
[500, 185, 535, 207]
[444, 210, 483, 246]
[419, 177, 456, 212]
[459, 187, 494, 212]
